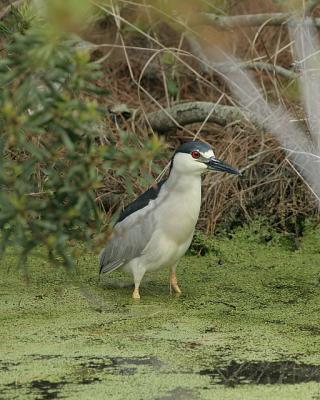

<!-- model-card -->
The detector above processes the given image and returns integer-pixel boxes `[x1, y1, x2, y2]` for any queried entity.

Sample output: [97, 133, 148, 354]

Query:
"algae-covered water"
[1, 221, 320, 399]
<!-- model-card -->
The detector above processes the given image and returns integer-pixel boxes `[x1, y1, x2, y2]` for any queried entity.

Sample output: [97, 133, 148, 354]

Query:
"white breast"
[157, 175, 201, 244]
[137, 172, 202, 271]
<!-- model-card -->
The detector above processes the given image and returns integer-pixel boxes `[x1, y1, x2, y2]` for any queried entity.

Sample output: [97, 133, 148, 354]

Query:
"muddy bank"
[1, 222, 320, 399]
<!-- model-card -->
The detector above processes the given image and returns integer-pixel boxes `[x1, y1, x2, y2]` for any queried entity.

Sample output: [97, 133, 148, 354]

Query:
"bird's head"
[171, 140, 241, 176]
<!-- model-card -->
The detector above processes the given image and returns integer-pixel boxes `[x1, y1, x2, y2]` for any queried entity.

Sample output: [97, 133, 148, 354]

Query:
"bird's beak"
[205, 157, 241, 175]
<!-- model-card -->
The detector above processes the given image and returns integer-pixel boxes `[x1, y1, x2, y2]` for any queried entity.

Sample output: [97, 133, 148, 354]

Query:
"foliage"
[188, 231, 221, 256]
[0, 5, 30, 38]
[0, 27, 102, 267]
[0, 20, 163, 270]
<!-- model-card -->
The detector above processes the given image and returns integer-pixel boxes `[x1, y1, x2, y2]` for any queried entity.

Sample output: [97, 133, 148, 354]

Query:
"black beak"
[206, 157, 241, 175]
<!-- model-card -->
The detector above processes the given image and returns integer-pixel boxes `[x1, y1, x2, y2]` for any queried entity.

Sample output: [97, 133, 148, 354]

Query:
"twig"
[80, 40, 298, 80]
[200, 12, 320, 28]
[194, 94, 225, 140]
[212, 61, 299, 80]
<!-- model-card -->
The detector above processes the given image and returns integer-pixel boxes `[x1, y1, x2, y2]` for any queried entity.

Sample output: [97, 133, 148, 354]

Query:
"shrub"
[0, 20, 163, 270]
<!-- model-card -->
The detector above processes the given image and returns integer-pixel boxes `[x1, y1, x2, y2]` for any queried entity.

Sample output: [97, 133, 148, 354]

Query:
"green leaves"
[0, 27, 105, 269]
[0, 8, 166, 272]
[166, 76, 179, 98]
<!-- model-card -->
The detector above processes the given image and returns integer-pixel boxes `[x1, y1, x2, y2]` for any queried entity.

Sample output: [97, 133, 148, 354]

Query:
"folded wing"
[99, 199, 158, 275]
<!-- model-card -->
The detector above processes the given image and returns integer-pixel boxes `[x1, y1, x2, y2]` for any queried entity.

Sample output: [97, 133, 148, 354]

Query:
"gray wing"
[99, 206, 155, 275]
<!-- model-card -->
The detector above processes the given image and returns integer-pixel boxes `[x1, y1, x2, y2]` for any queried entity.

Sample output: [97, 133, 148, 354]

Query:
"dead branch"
[241, 62, 298, 79]
[213, 61, 299, 80]
[200, 12, 320, 28]
[80, 38, 297, 80]
[145, 101, 251, 132]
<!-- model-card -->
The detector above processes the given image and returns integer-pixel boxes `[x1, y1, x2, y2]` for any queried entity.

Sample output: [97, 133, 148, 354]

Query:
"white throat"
[166, 165, 202, 193]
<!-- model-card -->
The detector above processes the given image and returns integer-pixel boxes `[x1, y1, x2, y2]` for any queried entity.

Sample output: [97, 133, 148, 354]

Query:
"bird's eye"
[191, 150, 200, 159]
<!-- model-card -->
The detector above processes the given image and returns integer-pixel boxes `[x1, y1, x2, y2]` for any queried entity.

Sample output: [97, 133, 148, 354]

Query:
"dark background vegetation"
[0, 0, 319, 267]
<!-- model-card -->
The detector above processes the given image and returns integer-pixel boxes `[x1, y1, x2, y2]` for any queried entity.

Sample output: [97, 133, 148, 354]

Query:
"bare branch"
[200, 12, 320, 28]
[79, 38, 298, 79]
[145, 101, 250, 132]
[213, 61, 299, 79]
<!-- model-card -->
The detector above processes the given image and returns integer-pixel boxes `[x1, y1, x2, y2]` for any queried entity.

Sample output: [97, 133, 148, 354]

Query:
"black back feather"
[116, 179, 167, 224]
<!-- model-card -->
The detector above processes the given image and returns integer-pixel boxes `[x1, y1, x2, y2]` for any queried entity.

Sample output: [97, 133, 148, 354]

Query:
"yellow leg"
[132, 265, 145, 300]
[132, 286, 140, 300]
[170, 270, 182, 295]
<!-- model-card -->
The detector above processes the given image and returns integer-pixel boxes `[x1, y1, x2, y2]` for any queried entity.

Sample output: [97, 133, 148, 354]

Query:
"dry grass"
[86, 0, 319, 235]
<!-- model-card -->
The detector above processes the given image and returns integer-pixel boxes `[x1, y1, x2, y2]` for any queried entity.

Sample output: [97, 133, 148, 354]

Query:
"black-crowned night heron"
[99, 140, 241, 299]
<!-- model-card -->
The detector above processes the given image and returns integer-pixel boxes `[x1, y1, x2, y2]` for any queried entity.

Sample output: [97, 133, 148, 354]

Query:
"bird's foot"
[170, 272, 182, 295]
[171, 283, 182, 295]
[132, 288, 141, 300]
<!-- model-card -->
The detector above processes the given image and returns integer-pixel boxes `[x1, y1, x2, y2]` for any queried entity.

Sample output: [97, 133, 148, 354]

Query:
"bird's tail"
[99, 249, 124, 276]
